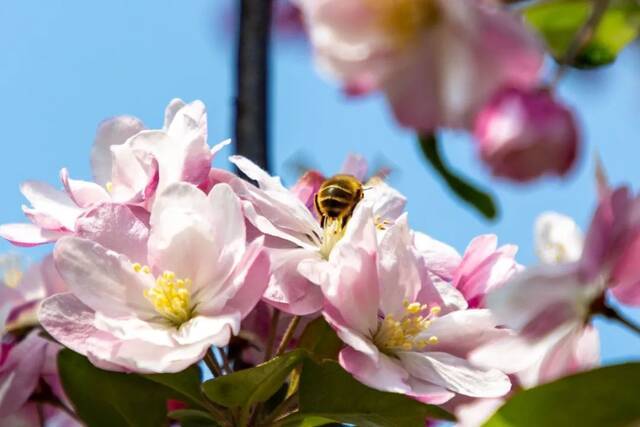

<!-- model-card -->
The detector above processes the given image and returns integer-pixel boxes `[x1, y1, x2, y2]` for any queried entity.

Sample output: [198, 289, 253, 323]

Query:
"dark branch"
[234, 0, 273, 172]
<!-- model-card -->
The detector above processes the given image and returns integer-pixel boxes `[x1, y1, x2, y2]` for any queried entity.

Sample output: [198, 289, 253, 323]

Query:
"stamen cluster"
[135, 265, 193, 326]
[374, 300, 440, 352]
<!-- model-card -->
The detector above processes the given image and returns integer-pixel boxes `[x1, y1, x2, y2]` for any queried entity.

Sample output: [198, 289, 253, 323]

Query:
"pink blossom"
[213, 155, 405, 315]
[295, 0, 543, 130]
[321, 215, 511, 403]
[474, 87, 579, 182]
[39, 182, 269, 373]
[471, 210, 606, 385]
[0, 99, 228, 248]
[452, 235, 519, 308]
[0, 256, 78, 427]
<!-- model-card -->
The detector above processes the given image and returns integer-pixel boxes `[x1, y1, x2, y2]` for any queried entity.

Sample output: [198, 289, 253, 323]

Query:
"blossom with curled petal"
[39, 183, 269, 373]
[322, 214, 511, 403]
[212, 155, 406, 315]
[295, 0, 543, 131]
[0, 99, 227, 248]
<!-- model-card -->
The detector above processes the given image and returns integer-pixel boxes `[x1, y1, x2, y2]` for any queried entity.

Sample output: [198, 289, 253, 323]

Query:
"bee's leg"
[341, 215, 350, 229]
[321, 216, 326, 228]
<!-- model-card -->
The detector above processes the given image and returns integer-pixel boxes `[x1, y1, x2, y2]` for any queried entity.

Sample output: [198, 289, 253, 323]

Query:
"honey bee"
[314, 174, 364, 229]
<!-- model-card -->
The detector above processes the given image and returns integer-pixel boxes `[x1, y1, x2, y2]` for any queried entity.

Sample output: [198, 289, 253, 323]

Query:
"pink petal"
[20, 181, 82, 231]
[60, 168, 110, 208]
[38, 293, 127, 372]
[323, 243, 379, 336]
[340, 153, 368, 181]
[54, 237, 155, 317]
[0, 223, 68, 247]
[398, 351, 511, 398]
[0, 331, 48, 417]
[339, 346, 411, 394]
[76, 203, 150, 262]
[290, 170, 325, 214]
[264, 247, 324, 315]
[91, 115, 145, 185]
[413, 231, 462, 282]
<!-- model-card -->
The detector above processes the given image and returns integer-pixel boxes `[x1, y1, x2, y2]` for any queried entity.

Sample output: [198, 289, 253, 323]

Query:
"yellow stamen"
[319, 218, 346, 260]
[374, 301, 440, 353]
[105, 182, 113, 193]
[135, 266, 193, 327]
[365, 0, 440, 46]
[0, 254, 24, 288]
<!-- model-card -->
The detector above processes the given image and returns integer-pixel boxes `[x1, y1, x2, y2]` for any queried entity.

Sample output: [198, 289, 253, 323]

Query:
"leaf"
[145, 364, 207, 409]
[293, 359, 454, 427]
[202, 349, 306, 408]
[418, 134, 497, 219]
[483, 363, 640, 427]
[58, 349, 173, 427]
[524, 0, 640, 68]
[297, 316, 342, 362]
[169, 409, 220, 427]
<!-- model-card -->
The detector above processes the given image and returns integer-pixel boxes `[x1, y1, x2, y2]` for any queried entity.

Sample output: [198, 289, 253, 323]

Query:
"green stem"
[204, 348, 223, 377]
[275, 316, 301, 357]
[264, 309, 281, 362]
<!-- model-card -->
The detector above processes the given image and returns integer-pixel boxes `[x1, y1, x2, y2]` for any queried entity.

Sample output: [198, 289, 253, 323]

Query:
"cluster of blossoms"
[2, 98, 638, 426]
[294, 0, 580, 182]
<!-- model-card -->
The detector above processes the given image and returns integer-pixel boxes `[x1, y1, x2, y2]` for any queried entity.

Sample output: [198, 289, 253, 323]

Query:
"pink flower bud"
[474, 87, 579, 182]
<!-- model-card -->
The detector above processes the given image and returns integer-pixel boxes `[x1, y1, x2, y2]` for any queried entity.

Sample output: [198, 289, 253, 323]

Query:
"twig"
[204, 348, 223, 377]
[219, 347, 233, 374]
[264, 309, 281, 362]
[261, 394, 299, 426]
[550, 0, 610, 88]
[275, 316, 301, 357]
[600, 304, 640, 336]
[234, 0, 273, 172]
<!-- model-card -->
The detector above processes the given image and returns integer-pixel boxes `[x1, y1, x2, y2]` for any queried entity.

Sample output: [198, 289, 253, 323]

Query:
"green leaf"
[524, 0, 640, 68]
[202, 349, 306, 408]
[483, 363, 640, 427]
[297, 317, 342, 362]
[418, 134, 497, 219]
[169, 409, 220, 427]
[58, 349, 173, 427]
[294, 359, 454, 427]
[145, 364, 207, 409]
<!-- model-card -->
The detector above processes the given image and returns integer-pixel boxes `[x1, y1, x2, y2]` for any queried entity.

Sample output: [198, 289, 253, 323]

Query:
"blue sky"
[1, 0, 639, 362]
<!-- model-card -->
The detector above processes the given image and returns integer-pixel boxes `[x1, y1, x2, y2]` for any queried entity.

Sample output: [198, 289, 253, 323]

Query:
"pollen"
[366, 0, 440, 46]
[319, 218, 346, 260]
[105, 182, 113, 193]
[374, 300, 440, 353]
[139, 268, 193, 327]
[374, 215, 393, 231]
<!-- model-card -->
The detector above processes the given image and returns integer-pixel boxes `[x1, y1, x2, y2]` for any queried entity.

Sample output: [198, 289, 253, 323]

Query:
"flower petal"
[398, 351, 511, 398]
[53, 237, 155, 317]
[76, 203, 150, 262]
[0, 223, 68, 247]
[339, 346, 411, 394]
[91, 115, 145, 185]
[20, 181, 82, 231]
[60, 168, 110, 208]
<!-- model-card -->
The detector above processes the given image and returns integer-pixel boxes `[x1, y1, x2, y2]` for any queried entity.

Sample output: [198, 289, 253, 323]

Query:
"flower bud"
[474, 87, 579, 182]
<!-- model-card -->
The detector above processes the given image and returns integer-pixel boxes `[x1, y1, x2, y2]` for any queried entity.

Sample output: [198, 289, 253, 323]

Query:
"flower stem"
[219, 347, 233, 374]
[550, 0, 610, 88]
[275, 315, 301, 357]
[600, 304, 640, 336]
[264, 309, 281, 362]
[204, 348, 223, 377]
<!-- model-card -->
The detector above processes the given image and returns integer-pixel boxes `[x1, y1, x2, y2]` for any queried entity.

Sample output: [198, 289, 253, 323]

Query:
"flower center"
[374, 301, 440, 353]
[134, 264, 193, 326]
[366, 0, 439, 46]
[319, 218, 346, 260]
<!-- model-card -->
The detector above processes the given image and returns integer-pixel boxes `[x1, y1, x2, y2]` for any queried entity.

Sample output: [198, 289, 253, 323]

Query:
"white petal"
[534, 211, 584, 264]
[398, 351, 511, 398]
